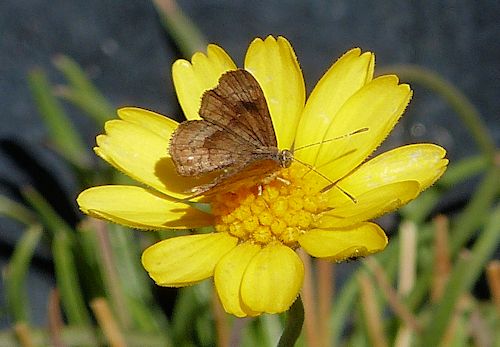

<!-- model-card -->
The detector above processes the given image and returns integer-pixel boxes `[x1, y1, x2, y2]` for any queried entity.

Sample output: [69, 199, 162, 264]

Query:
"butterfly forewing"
[169, 69, 282, 195]
[199, 69, 277, 148]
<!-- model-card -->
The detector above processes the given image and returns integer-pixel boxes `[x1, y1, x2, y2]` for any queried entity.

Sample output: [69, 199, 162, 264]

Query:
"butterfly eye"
[278, 150, 294, 168]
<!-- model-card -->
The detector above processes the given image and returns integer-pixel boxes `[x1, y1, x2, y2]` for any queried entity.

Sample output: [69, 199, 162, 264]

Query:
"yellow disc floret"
[212, 165, 327, 248]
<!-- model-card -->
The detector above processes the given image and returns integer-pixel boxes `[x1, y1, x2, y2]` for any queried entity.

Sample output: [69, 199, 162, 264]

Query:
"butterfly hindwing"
[190, 158, 280, 196]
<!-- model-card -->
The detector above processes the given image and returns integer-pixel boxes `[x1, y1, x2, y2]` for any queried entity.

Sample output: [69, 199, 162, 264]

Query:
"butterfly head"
[278, 149, 294, 168]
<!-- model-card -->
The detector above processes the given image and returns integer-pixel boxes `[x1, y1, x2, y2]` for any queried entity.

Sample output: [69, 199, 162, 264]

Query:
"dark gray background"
[1, 0, 499, 326]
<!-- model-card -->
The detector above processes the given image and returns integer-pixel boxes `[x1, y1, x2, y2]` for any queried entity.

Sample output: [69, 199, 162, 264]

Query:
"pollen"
[212, 165, 327, 248]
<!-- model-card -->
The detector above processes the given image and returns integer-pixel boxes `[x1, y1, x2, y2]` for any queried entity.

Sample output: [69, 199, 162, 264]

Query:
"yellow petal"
[295, 48, 374, 163]
[77, 185, 213, 229]
[244, 36, 305, 149]
[117, 107, 178, 138]
[173, 44, 237, 120]
[95, 118, 201, 198]
[314, 75, 412, 182]
[240, 243, 303, 314]
[142, 232, 238, 287]
[299, 222, 387, 261]
[214, 242, 261, 317]
[318, 181, 420, 228]
[342, 144, 448, 192]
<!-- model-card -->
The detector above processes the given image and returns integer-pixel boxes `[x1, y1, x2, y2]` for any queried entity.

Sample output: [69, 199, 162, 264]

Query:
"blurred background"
[0, 1, 499, 346]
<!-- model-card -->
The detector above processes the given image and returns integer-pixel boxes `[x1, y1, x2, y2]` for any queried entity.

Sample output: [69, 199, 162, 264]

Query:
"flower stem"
[277, 296, 304, 347]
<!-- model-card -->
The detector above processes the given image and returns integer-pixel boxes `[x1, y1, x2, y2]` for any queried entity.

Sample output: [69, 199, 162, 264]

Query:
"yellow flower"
[77, 36, 448, 317]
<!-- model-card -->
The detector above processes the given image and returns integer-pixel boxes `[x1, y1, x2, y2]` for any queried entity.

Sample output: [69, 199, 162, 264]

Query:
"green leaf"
[52, 231, 92, 326]
[53, 55, 114, 125]
[28, 69, 91, 169]
[0, 194, 37, 225]
[5, 225, 43, 322]
[151, 0, 207, 58]
[420, 204, 500, 346]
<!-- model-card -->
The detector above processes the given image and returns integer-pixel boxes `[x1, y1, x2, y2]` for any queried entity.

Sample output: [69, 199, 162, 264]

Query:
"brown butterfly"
[169, 69, 293, 196]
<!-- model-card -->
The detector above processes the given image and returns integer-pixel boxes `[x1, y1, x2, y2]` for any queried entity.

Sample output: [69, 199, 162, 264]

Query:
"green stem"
[21, 186, 74, 237]
[27, 68, 91, 169]
[329, 270, 359, 346]
[400, 188, 441, 224]
[56, 87, 114, 126]
[277, 296, 304, 347]
[383, 65, 496, 160]
[171, 285, 207, 344]
[151, 0, 207, 58]
[22, 186, 92, 326]
[5, 225, 43, 322]
[450, 165, 499, 255]
[329, 231, 404, 346]
[405, 167, 499, 311]
[437, 154, 488, 188]
[420, 204, 500, 346]
[0, 194, 37, 225]
[52, 232, 92, 326]
[53, 55, 114, 125]
[107, 225, 171, 333]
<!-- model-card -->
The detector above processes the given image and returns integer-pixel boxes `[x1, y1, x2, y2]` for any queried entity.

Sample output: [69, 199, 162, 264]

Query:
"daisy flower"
[77, 36, 448, 317]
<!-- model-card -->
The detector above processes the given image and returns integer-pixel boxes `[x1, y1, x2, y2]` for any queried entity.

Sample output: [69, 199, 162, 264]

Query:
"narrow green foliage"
[421, 204, 500, 346]
[21, 186, 92, 326]
[384, 65, 496, 159]
[151, 0, 207, 58]
[5, 225, 43, 322]
[0, 194, 37, 225]
[451, 166, 500, 255]
[53, 55, 114, 125]
[21, 186, 73, 237]
[28, 69, 91, 169]
[438, 154, 488, 188]
[52, 231, 92, 326]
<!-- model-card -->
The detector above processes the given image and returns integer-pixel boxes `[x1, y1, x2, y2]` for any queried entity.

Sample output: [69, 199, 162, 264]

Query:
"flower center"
[212, 164, 328, 248]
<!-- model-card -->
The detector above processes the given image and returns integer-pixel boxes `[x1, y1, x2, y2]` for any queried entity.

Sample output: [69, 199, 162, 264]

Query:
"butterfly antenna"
[292, 157, 357, 204]
[321, 183, 358, 203]
[294, 127, 369, 152]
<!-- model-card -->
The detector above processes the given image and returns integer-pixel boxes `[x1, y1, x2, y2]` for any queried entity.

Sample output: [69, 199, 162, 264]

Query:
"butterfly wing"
[169, 69, 281, 196]
[200, 69, 278, 148]
[190, 158, 280, 196]
[169, 120, 256, 176]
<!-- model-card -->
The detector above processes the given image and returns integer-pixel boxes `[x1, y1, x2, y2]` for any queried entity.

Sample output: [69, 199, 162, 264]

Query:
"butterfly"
[169, 69, 293, 196]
